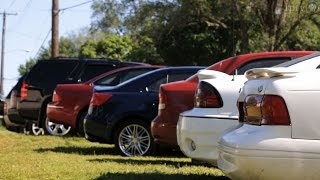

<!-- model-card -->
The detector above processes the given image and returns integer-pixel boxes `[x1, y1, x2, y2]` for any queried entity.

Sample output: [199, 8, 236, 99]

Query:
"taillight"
[90, 93, 112, 106]
[244, 95, 290, 125]
[158, 87, 167, 110]
[21, 82, 28, 101]
[52, 90, 61, 102]
[194, 81, 222, 108]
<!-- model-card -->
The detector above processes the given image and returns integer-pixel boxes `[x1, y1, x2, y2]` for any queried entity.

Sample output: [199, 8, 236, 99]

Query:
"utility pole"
[0, 11, 17, 97]
[52, 0, 59, 58]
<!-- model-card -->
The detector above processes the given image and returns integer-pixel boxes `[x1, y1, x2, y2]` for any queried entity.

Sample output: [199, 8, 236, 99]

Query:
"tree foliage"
[19, 0, 320, 75]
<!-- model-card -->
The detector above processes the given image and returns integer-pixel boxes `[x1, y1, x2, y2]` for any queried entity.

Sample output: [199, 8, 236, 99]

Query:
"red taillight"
[52, 90, 61, 102]
[21, 82, 28, 101]
[158, 87, 167, 110]
[244, 95, 290, 125]
[90, 93, 112, 106]
[194, 81, 222, 108]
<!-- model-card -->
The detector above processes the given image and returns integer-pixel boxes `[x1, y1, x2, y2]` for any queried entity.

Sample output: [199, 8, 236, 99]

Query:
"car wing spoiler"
[245, 67, 299, 80]
[197, 70, 230, 80]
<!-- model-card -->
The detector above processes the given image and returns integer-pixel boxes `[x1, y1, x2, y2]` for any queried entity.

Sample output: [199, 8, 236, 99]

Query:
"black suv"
[10, 57, 145, 135]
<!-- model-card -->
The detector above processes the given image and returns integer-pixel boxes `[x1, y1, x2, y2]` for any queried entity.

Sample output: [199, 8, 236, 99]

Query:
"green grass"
[0, 126, 228, 180]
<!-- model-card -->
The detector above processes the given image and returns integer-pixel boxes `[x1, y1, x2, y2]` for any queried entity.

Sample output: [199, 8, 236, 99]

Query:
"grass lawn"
[0, 125, 228, 180]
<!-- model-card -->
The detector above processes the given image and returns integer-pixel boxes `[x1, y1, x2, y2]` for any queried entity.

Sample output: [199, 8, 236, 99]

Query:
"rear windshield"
[275, 52, 320, 67]
[27, 60, 78, 85]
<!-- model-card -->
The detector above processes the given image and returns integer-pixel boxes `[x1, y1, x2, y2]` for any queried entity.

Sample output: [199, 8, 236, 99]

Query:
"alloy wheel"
[31, 123, 45, 136]
[45, 118, 71, 136]
[118, 124, 151, 156]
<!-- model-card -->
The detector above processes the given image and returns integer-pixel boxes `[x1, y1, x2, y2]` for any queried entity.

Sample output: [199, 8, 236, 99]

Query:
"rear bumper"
[47, 102, 77, 128]
[218, 124, 320, 180]
[84, 116, 111, 143]
[177, 114, 238, 165]
[151, 115, 178, 147]
[17, 101, 41, 121]
[7, 108, 25, 125]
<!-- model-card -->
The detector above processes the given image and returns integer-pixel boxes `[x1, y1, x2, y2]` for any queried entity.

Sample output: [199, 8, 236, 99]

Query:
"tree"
[79, 34, 134, 59]
[18, 58, 37, 75]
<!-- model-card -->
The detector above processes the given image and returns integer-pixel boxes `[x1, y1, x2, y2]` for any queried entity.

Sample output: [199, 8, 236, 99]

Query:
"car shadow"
[94, 172, 230, 180]
[88, 157, 214, 168]
[35, 146, 118, 155]
[34, 145, 187, 157]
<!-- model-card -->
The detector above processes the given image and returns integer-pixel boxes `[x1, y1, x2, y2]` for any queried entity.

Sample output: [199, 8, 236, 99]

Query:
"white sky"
[0, 0, 93, 97]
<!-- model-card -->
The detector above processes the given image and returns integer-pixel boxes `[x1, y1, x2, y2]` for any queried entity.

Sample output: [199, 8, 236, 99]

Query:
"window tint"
[235, 58, 291, 75]
[28, 61, 78, 86]
[147, 72, 195, 92]
[94, 72, 121, 86]
[81, 64, 114, 82]
[148, 76, 168, 92]
[119, 69, 153, 83]
[275, 52, 320, 67]
[94, 68, 155, 86]
[168, 73, 194, 82]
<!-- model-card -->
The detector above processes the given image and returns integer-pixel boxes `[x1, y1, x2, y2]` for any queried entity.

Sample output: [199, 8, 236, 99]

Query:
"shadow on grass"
[35, 145, 187, 158]
[95, 172, 230, 180]
[35, 146, 118, 155]
[89, 157, 214, 168]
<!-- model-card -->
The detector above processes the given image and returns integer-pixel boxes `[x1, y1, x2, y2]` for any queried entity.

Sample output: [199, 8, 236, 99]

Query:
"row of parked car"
[3, 51, 320, 179]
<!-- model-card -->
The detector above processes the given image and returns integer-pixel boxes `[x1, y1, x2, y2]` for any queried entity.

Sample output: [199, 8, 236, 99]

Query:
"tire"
[43, 115, 72, 136]
[114, 119, 155, 156]
[25, 121, 45, 136]
[76, 111, 87, 137]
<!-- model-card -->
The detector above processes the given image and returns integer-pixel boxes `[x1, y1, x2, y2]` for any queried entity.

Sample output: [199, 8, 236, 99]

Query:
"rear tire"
[43, 116, 72, 136]
[114, 119, 155, 156]
[76, 111, 87, 137]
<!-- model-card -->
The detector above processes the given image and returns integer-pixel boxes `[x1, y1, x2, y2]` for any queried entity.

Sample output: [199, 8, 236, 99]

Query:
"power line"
[34, 28, 51, 58]
[60, 0, 93, 12]
[7, 0, 17, 10]
[8, 0, 32, 31]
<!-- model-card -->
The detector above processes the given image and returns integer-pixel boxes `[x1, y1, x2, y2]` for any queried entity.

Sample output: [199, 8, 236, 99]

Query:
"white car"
[177, 70, 246, 165]
[177, 52, 320, 166]
[218, 67, 320, 180]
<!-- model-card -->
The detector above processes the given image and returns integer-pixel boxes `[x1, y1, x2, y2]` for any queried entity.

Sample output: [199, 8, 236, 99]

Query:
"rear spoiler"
[245, 68, 298, 80]
[197, 70, 230, 80]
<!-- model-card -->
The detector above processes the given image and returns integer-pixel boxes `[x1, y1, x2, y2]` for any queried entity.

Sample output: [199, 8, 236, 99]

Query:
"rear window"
[275, 52, 320, 67]
[27, 61, 78, 86]
[80, 64, 115, 82]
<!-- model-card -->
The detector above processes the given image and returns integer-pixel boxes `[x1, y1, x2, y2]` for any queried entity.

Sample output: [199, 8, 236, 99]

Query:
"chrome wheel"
[118, 124, 151, 156]
[31, 123, 45, 136]
[45, 118, 71, 136]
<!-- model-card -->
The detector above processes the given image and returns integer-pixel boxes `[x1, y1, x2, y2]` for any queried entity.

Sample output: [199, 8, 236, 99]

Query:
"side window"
[119, 69, 154, 83]
[94, 72, 122, 86]
[235, 58, 292, 75]
[81, 64, 114, 82]
[168, 73, 195, 82]
[147, 76, 168, 92]
[28, 61, 78, 85]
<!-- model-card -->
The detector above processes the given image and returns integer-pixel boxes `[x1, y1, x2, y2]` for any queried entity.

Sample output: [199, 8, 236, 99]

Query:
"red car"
[47, 65, 163, 136]
[151, 51, 315, 147]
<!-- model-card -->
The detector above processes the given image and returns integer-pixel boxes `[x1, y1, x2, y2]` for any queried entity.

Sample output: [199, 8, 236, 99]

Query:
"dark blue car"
[84, 66, 204, 156]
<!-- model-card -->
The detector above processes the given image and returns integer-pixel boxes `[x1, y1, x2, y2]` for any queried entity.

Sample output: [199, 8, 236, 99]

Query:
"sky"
[0, 0, 93, 97]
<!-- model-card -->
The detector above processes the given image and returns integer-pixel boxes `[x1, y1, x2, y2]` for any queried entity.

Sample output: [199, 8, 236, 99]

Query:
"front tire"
[114, 120, 154, 156]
